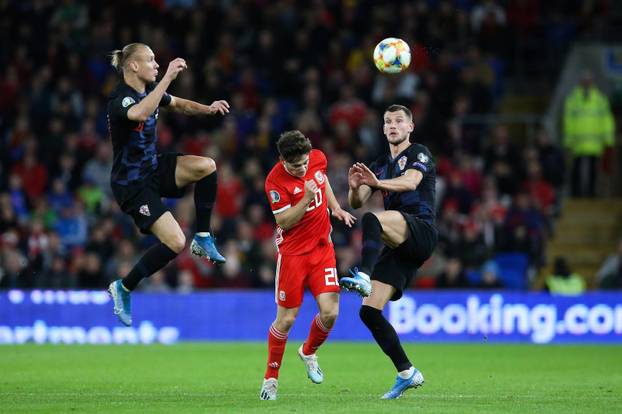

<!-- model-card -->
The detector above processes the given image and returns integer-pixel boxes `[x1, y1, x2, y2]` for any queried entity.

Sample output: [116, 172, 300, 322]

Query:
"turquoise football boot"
[339, 267, 372, 297]
[381, 368, 424, 400]
[108, 280, 132, 326]
[298, 345, 324, 384]
[190, 233, 226, 264]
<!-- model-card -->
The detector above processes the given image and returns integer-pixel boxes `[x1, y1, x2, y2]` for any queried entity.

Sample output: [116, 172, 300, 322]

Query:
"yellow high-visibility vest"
[546, 274, 586, 295]
[563, 86, 614, 156]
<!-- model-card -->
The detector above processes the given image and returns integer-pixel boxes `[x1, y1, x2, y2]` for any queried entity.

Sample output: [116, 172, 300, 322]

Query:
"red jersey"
[265, 149, 332, 255]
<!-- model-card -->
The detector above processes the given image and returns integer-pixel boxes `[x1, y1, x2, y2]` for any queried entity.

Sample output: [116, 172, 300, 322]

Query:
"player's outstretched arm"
[325, 177, 356, 227]
[347, 164, 372, 209]
[168, 96, 230, 116]
[274, 179, 316, 231]
[128, 58, 187, 122]
[354, 162, 422, 193]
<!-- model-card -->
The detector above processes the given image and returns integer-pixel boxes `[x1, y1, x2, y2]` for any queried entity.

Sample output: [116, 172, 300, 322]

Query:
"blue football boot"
[108, 280, 132, 326]
[190, 233, 226, 264]
[339, 267, 372, 297]
[381, 368, 424, 400]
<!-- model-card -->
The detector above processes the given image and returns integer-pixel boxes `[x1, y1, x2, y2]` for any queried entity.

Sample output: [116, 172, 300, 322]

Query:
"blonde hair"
[109, 43, 148, 73]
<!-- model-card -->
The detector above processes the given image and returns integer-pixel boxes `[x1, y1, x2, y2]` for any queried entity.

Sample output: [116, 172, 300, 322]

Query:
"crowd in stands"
[0, 0, 616, 291]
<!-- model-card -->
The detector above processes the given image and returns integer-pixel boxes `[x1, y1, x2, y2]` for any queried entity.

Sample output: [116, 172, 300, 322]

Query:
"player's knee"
[197, 157, 216, 178]
[276, 315, 296, 332]
[362, 211, 377, 223]
[167, 233, 186, 254]
[362, 212, 382, 230]
[320, 308, 339, 327]
[359, 305, 381, 327]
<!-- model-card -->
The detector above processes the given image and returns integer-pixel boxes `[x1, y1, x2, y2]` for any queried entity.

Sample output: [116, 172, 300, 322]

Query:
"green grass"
[1, 343, 620, 413]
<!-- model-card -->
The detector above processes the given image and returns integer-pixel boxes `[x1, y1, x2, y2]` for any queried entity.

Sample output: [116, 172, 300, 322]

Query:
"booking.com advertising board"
[0, 290, 621, 345]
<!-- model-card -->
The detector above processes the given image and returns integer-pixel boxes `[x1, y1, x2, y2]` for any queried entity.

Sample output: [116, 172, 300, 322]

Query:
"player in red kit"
[259, 130, 355, 401]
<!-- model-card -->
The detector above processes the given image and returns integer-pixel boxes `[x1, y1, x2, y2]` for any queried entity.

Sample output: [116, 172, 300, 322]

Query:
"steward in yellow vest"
[562, 71, 614, 197]
[545, 256, 586, 295]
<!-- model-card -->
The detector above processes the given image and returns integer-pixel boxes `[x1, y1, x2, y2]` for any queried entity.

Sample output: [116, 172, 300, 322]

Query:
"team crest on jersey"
[417, 152, 429, 163]
[139, 204, 151, 216]
[398, 156, 407, 171]
[122, 97, 135, 108]
[269, 190, 281, 203]
[314, 170, 325, 184]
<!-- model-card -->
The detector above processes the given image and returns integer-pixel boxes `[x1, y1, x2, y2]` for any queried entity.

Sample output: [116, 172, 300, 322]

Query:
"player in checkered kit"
[106, 43, 229, 326]
[340, 104, 438, 399]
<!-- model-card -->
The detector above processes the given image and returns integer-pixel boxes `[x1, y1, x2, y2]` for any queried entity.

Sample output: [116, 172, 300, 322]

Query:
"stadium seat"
[494, 253, 529, 290]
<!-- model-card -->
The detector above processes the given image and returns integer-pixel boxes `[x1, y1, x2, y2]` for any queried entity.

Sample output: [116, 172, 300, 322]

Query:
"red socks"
[264, 324, 288, 379]
[264, 314, 333, 379]
[302, 314, 331, 355]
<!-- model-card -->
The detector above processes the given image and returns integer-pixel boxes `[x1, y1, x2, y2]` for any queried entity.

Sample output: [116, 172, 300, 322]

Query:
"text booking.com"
[389, 294, 622, 343]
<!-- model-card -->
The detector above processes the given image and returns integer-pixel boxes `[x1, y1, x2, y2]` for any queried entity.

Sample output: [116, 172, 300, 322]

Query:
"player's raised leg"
[108, 212, 183, 326]
[176, 155, 226, 264]
[342, 211, 411, 297]
[298, 292, 339, 384]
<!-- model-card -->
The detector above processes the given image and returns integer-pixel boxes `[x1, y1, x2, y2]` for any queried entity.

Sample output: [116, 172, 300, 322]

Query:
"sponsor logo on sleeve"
[413, 162, 428, 172]
[413, 153, 429, 172]
[293, 186, 302, 194]
[122, 97, 136, 108]
[269, 190, 281, 203]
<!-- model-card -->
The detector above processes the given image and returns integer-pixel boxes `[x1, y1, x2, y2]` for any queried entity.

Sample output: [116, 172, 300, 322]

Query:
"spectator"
[522, 160, 555, 217]
[0, 234, 32, 288]
[456, 220, 490, 270]
[597, 238, 622, 290]
[54, 203, 88, 249]
[545, 256, 585, 295]
[483, 124, 521, 197]
[176, 269, 195, 293]
[81, 141, 113, 198]
[501, 191, 545, 266]
[141, 270, 171, 293]
[478, 260, 504, 289]
[536, 127, 565, 193]
[436, 256, 470, 289]
[11, 152, 48, 202]
[563, 70, 615, 197]
[76, 251, 106, 288]
[48, 178, 74, 213]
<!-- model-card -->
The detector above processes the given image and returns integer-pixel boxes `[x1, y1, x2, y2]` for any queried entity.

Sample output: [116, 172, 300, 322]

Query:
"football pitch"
[1, 343, 620, 413]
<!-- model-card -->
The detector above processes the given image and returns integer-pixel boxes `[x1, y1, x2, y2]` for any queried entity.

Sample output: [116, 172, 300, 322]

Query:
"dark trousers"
[571, 156, 597, 198]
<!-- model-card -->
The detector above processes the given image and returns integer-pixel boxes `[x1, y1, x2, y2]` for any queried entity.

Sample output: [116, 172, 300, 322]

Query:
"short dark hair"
[276, 130, 312, 162]
[385, 104, 412, 120]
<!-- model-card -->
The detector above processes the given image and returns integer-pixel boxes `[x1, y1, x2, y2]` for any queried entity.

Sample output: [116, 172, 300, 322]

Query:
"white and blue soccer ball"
[373, 37, 411, 74]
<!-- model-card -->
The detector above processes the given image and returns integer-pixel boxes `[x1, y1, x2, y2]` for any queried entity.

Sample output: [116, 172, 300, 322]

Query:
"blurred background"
[1, 0, 621, 298]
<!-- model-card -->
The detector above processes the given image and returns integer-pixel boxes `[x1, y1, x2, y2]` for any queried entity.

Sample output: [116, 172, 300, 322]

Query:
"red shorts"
[275, 243, 339, 308]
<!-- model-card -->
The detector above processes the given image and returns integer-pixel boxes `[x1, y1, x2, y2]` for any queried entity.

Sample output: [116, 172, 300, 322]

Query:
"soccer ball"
[373, 38, 411, 74]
